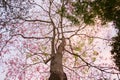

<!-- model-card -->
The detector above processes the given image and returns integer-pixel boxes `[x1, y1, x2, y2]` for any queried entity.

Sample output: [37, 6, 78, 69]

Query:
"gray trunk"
[49, 39, 67, 80]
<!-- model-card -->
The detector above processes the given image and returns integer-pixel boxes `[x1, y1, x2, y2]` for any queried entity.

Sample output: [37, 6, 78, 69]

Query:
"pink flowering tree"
[0, 0, 119, 80]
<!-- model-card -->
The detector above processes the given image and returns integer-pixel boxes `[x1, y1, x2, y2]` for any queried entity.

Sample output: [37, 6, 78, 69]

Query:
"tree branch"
[22, 19, 51, 23]
[12, 34, 52, 40]
[65, 49, 120, 74]
[0, 36, 13, 55]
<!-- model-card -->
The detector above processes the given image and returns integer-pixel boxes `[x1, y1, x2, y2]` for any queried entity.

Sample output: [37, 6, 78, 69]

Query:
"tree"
[62, 0, 120, 71]
[69, 0, 120, 71]
[0, 0, 120, 80]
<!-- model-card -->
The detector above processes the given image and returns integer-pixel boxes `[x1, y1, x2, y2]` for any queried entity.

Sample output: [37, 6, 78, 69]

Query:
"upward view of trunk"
[49, 38, 67, 80]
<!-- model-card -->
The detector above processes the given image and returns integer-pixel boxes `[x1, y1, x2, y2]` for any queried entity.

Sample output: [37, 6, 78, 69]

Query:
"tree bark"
[49, 38, 67, 80]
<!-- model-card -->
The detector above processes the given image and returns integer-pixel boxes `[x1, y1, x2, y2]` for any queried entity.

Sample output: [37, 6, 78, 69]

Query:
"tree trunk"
[49, 38, 67, 80]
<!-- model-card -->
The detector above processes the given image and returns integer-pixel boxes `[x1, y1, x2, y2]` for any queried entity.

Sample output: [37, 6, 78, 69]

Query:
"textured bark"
[49, 72, 67, 80]
[49, 38, 67, 80]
